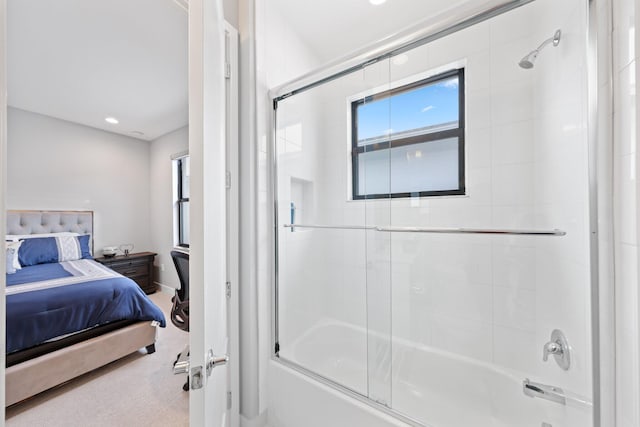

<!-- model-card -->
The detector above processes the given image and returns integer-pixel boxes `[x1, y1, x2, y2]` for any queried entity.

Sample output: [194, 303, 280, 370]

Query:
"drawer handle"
[123, 270, 138, 275]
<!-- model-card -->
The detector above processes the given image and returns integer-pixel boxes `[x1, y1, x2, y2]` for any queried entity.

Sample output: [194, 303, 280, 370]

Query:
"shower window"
[351, 68, 465, 199]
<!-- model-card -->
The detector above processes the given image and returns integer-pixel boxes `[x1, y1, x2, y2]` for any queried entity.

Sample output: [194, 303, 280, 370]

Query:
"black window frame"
[177, 156, 189, 248]
[351, 67, 466, 200]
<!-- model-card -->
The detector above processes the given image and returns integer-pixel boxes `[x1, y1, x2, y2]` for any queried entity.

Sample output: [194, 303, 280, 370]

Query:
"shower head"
[518, 29, 562, 69]
[518, 51, 538, 69]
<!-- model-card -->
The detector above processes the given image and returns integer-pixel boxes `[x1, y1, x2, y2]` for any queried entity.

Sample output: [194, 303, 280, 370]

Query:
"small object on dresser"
[119, 243, 134, 257]
[102, 246, 118, 257]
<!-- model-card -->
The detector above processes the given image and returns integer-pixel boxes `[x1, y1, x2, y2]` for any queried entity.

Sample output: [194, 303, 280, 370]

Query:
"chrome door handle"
[206, 349, 229, 378]
[187, 349, 229, 390]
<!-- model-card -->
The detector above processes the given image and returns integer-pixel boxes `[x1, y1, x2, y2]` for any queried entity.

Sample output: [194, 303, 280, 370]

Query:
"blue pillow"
[77, 234, 92, 260]
[18, 235, 93, 267]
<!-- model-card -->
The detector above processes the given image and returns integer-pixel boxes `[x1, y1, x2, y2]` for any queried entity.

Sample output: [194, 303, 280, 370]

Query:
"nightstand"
[95, 251, 157, 294]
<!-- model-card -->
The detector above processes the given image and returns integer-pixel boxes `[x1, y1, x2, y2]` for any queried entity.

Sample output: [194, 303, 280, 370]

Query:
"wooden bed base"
[6, 321, 157, 407]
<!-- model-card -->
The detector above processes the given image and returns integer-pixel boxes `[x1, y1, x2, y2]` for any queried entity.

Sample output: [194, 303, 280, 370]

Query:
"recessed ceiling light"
[369, 0, 386, 5]
[105, 117, 119, 124]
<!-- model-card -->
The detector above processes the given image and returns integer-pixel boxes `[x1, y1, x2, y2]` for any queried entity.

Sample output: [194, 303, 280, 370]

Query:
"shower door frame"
[269, 1, 610, 426]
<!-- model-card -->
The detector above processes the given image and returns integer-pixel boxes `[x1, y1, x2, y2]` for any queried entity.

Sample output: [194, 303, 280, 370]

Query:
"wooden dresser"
[95, 252, 157, 294]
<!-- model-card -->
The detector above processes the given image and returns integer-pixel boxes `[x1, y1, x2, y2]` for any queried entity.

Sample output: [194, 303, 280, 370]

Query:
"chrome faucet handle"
[542, 329, 570, 370]
[542, 341, 562, 361]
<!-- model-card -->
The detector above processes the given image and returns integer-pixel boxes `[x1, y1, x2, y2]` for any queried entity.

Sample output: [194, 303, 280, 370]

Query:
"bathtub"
[268, 321, 592, 427]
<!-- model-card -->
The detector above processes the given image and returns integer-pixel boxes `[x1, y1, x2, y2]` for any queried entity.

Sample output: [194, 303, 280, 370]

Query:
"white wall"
[7, 107, 151, 255]
[149, 125, 188, 290]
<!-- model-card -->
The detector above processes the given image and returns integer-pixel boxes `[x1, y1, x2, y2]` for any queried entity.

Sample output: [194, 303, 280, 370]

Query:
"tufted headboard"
[7, 210, 94, 253]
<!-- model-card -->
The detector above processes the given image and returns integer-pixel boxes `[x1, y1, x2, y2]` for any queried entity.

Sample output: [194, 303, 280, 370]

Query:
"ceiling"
[269, 0, 473, 65]
[7, 0, 489, 141]
[8, 0, 188, 141]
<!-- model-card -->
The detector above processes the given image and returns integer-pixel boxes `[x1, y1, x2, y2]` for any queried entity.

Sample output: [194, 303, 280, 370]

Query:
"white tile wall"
[491, 121, 534, 166]
[491, 163, 535, 206]
[490, 80, 534, 126]
[430, 314, 493, 362]
[492, 325, 538, 373]
[491, 244, 536, 290]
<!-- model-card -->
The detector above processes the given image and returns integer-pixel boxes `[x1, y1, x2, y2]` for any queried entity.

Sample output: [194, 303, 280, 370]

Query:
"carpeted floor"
[5, 291, 190, 427]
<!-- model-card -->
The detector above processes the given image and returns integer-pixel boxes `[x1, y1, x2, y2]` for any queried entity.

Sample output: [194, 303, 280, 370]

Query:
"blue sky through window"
[357, 76, 459, 142]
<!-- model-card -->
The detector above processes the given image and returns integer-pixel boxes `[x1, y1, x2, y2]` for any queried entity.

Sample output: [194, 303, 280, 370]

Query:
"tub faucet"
[523, 378, 566, 405]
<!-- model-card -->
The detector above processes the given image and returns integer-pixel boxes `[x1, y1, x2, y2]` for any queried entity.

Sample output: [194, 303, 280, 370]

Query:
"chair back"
[170, 249, 190, 332]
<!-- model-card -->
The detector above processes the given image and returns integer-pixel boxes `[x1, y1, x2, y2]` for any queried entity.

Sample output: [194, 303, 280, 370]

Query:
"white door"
[223, 22, 241, 427]
[188, 0, 232, 425]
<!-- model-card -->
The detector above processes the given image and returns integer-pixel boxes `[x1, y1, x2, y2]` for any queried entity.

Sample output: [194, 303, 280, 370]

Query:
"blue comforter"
[6, 260, 166, 354]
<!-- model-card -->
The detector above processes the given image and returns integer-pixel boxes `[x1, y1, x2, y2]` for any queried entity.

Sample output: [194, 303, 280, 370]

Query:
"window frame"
[350, 67, 466, 200]
[176, 156, 189, 248]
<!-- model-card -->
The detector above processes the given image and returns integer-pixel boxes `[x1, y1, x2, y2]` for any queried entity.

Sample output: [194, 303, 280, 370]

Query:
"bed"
[4, 210, 166, 407]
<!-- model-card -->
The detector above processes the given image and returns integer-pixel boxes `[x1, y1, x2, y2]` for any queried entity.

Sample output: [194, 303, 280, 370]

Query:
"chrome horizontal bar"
[283, 224, 566, 236]
[376, 226, 566, 236]
[284, 224, 375, 231]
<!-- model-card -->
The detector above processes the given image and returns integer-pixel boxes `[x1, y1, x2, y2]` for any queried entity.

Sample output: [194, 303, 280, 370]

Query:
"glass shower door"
[274, 62, 392, 399]
[274, 1, 594, 426]
[275, 55, 398, 405]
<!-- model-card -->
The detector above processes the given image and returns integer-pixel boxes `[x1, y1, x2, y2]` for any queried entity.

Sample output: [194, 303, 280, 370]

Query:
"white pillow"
[5, 240, 22, 271]
[6, 247, 16, 274]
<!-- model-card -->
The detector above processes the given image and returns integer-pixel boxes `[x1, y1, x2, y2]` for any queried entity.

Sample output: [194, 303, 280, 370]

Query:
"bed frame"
[5, 210, 158, 407]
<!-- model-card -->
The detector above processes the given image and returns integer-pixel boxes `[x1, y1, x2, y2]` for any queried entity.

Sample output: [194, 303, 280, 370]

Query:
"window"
[351, 68, 465, 199]
[175, 155, 190, 247]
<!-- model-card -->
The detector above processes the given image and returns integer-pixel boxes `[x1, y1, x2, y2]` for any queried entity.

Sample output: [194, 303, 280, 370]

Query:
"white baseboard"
[155, 282, 176, 295]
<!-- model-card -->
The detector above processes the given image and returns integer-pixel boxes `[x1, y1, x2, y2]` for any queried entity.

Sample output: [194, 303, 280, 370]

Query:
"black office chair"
[170, 249, 190, 391]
